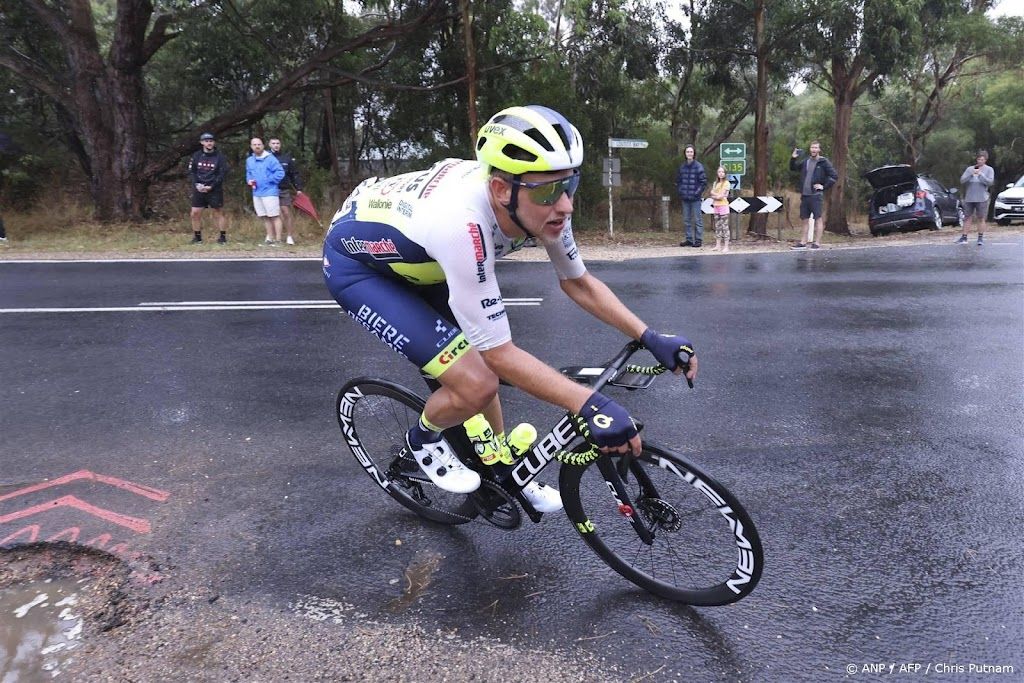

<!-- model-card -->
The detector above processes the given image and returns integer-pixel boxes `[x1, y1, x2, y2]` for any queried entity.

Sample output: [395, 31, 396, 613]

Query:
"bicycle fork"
[596, 455, 656, 545]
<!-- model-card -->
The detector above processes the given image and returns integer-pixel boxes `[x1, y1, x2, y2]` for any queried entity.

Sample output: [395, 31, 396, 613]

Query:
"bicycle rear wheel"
[337, 378, 478, 525]
[559, 444, 763, 605]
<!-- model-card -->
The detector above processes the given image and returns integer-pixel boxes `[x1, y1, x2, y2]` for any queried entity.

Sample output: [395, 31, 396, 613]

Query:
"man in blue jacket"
[676, 145, 707, 247]
[245, 137, 286, 246]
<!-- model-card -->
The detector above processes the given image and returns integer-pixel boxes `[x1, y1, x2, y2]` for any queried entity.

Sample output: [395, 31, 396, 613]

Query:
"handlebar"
[564, 340, 694, 393]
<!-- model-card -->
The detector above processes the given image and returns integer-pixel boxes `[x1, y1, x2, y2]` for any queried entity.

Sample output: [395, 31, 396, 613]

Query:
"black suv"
[865, 165, 964, 236]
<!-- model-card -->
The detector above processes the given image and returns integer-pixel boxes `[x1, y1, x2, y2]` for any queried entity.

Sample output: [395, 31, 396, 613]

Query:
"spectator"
[789, 141, 837, 250]
[187, 132, 229, 244]
[245, 137, 286, 246]
[675, 144, 707, 247]
[709, 166, 730, 253]
[957, 150, 994, 246]
[269, 137, 303, 245]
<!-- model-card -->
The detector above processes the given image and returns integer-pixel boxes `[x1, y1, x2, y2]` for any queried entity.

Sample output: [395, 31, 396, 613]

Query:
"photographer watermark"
[845, 663, 1015, 675]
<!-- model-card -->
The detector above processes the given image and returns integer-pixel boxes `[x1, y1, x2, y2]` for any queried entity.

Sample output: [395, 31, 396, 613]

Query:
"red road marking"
[0, 495, 152, 533]
[47, 527, 81, 542]
[0, 524, 39, 544]
[0, 469, 170, 503]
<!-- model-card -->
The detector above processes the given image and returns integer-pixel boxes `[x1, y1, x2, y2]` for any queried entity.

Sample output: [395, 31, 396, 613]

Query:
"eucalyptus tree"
[801, 0, 923, 233]
[0, 0, 444, 220]
[688, 0, 812, 234]
[868, 0, 1020, 167]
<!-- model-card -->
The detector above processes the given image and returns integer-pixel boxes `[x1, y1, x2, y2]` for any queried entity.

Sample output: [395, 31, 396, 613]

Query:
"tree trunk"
[460, 0, 478, 141]
[748, 0, 769, 236]
[826, 90, 853, 235]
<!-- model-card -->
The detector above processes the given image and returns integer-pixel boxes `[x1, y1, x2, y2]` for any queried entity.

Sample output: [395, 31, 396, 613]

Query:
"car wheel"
[997, 218, 1010, 226]
[956, 206, 965, 229]
[930, 207, 942, 230]
[870, 228, 880, 237]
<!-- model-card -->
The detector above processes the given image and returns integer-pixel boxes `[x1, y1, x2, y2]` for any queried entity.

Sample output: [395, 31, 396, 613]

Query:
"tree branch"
[142, 13, 179, 64]
[0, 49, 66, 102]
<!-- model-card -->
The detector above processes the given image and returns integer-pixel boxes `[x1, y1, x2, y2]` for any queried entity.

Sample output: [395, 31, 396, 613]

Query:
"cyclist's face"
[516, 170, 576, 242]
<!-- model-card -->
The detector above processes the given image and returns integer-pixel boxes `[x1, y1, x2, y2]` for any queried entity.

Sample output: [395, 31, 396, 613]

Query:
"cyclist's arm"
[560, 271, 646, 340]
[479, 341, 591, 414]
[480, 341, 642, 454]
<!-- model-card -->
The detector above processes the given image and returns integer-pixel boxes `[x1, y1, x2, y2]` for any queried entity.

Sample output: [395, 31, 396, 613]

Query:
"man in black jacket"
[269, 137, 303, 245]
[789, 141, 837, 250]
[188, 132, 229, 244]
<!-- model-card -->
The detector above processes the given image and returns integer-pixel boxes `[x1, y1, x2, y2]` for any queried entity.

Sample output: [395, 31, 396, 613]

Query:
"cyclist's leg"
[325, 251, 497, 426]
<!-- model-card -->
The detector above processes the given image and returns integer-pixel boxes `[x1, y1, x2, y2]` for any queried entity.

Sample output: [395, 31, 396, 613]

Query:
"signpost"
[606, 138, 648, 236]
[727, 174, 742, 191]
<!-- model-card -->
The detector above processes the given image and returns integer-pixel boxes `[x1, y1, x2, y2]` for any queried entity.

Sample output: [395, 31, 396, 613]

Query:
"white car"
[994, 175, 1024, 225]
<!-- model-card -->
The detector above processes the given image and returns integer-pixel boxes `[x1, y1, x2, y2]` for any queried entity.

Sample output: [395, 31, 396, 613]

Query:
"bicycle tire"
[559, 443, 763, 605]
[337, 378, 478, 525]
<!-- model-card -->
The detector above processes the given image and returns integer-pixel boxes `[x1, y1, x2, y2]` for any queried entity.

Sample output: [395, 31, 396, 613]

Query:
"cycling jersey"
[323, 159, 586, 375]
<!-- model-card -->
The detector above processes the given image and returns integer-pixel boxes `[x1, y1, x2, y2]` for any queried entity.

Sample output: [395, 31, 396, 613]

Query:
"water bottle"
[463, 414, 499, 466]
[503, 423, 538, 464]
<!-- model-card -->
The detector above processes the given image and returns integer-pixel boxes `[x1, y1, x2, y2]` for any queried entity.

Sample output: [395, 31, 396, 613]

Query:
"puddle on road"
[388, 550, 442, 611]
[1, 578, 87, 680]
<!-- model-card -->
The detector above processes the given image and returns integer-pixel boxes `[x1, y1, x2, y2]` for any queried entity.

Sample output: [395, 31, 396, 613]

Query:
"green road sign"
[720, 143, 746, 160]
[721, 159, 746, 174]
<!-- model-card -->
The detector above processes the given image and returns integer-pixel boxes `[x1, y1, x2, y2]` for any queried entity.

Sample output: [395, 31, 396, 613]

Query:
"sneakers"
[405, 431, 481, 494]
[693, 241, 703, 248]
[679, 240, 693, 247]
[809, 242, 821, 249]
[217, 234, 227, 244]
[261, 239, 280, 247]
[955, 234, 968, 244]
[286, 235, 295, 245]
[522, 481, 563, 513]
[791, 243, 807, 250]
[977, 234, 984, 246]
[190, 235, 203, 244]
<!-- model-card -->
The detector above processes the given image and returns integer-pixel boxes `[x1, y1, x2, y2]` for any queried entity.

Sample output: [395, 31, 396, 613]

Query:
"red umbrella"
[292, 190, 322, 226]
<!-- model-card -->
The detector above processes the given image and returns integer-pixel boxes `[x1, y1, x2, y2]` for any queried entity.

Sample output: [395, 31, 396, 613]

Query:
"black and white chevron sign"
[701, 196, 783, 214]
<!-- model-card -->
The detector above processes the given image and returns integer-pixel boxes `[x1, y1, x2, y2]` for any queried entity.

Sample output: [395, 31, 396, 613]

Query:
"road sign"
[609, 138, 649, 149]
[728, 174, 742, 190]
[602, 157, 621, 173]
[720, 143, 746, 160]
[704, 196, 784, 214]
[601, 172, 622, 187]
[721, 159, 746, 175]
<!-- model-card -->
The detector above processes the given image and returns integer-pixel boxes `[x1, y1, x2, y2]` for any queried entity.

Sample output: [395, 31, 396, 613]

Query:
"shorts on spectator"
[253, 195, 281, 217]
[963, 201, 988, 219]
[191, 186, 224, 209]
[278, 190, 293, 207]
[799, 193, 823, 220]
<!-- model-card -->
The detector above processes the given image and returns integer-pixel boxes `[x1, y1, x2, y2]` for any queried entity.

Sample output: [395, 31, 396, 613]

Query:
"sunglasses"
[512, 170, 581, 206]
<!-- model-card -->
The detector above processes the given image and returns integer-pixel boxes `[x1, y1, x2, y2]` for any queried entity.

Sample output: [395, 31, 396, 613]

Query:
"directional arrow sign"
[758, 196, 783, 213]
[728, 174, 742, 190]
[720, 143, 746, 160]
[701, 198, 715, 214]
[729, 197, 751, 213]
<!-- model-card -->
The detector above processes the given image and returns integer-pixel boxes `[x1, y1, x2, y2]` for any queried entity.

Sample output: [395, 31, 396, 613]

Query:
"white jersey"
[326, 159, 586, 350]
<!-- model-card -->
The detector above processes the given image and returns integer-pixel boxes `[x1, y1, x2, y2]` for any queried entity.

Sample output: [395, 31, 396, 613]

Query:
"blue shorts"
[323, 236, 470, 378]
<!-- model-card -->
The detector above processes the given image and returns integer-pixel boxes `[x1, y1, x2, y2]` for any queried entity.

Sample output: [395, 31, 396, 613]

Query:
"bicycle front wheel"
[337, 378, 477, 525]
[559, 444, 763, 605]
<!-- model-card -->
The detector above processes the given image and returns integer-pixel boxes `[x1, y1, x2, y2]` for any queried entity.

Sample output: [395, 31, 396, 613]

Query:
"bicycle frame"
[424, 340, 649, 522]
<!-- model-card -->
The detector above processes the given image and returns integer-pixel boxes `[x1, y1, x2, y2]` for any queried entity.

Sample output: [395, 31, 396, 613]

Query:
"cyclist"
[323, 105, 697, 512]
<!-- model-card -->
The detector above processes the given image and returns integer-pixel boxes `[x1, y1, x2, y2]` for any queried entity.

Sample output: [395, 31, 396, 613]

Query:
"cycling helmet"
[476, 105, 583, 175]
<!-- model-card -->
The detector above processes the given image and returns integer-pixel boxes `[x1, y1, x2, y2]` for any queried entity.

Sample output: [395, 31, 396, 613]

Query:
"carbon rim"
[337, 379, 477, 525]
[562, 446, 763, 605]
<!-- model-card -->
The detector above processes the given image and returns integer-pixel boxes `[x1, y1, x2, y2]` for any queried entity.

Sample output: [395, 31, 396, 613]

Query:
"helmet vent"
[524, 128, 555, 152]
[551, 124, 571, 151]
[501, 144, 537, 163]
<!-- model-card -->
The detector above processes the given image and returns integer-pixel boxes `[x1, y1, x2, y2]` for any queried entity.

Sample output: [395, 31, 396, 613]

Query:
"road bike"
[336, 340, 763, 605]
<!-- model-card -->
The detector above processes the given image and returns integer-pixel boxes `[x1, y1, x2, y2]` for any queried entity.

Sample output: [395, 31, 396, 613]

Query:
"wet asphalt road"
[1, 240, 1022, 681]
